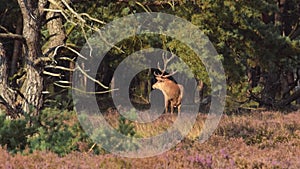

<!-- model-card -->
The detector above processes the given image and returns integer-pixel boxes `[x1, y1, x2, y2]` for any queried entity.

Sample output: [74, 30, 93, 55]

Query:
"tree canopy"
[0, 0, 299, 118]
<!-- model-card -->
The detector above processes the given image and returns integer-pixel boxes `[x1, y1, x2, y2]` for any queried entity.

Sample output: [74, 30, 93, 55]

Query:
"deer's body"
[152, 75, 184, 114]
[152, 52, 184, 114]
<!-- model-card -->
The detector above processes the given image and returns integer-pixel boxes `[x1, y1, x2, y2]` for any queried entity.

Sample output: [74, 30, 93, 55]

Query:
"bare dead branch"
[289, 22, 300, 40]
[56, 80, 71, 84]
[132, 93, 150, 104]
[45, 65, 75, 71]
[79, 13, 106, 24]
[249, 89, 300, 109]
[43, 70, 62, 77]
[88, 143, 97, 153]
[0, 33, 25, 42]
[76, 64, 108, 89]
[54, 82, 118, 95]
[278, 89, 300, 107]
[58, 56, 76, 62]
[61, 0, 86, 23]
[135, 1, 151, 13]
[117, 0, 182, 6]
[46, 0, 124, 56]
[33, 57, 53, 65]
[0, 25, 10, 33]
[43, 0, 120, 94]
[47, 45, 87, 60]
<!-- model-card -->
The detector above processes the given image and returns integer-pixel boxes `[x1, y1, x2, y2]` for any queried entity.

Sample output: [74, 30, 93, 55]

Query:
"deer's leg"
[178, 104, 181, 114]
[170, 101, 175, 114]
[165, 99, 169, 114]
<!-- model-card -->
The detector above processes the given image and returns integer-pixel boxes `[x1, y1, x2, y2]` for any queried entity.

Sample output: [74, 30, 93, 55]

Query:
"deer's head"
[152, 53, 178, 89]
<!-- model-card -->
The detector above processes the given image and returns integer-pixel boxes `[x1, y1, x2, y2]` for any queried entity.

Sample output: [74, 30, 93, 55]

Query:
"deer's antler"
[155, 52, 177, 78]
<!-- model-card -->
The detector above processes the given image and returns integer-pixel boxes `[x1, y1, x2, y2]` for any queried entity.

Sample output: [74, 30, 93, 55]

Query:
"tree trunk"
[17, 0, 47, 116]
[247, 66, 261, 89]
[43, 0, 67, 96]
[275, 0, 293, 36]
[10, 18, 23, 77]
[44, 1, 66, 54]
[0, 43, 18, 118]
[260, 70, 280, 108]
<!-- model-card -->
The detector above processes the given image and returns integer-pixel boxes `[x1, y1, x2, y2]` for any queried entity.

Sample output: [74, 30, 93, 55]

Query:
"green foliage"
[67, 0, 298, 110]
[117, 116, 136, 137]
[0, 112, 33, 153]
[27, 108, 92, 156]
[44, 90, 74, 110]
[90, 112, 138, 152]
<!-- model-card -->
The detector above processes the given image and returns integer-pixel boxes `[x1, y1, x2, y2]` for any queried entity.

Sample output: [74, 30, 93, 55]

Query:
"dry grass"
[1, 110, 300, 168]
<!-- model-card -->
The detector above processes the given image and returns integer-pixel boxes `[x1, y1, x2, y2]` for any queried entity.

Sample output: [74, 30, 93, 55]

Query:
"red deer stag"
[152, 53, 184, 114]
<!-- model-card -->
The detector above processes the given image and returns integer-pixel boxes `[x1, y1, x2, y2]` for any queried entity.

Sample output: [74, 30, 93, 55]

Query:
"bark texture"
[0, 43, 18, 117]
[17, 0, 47, 116]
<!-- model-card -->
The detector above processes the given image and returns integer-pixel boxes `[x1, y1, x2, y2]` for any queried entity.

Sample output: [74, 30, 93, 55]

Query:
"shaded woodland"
[1, 0, 300, 117]
[0, 0, 299, 166]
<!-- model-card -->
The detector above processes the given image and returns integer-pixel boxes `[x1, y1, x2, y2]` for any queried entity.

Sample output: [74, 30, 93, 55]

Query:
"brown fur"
[152, 77, 183, 114]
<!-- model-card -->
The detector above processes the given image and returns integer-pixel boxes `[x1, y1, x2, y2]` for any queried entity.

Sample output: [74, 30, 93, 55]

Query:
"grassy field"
[1, 110, 300, 168]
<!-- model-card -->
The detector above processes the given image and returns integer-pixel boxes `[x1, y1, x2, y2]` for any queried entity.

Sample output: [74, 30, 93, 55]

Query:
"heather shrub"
[215, 111, 300, 149]
[0, 111, 300, 168]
